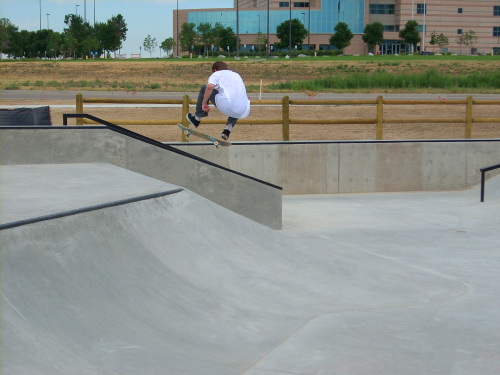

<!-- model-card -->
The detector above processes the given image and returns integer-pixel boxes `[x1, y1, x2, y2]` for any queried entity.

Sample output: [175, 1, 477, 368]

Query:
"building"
[173, 1, 500, 55]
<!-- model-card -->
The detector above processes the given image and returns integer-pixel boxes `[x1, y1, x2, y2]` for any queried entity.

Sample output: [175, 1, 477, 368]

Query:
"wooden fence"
[75, 93, 499, 141]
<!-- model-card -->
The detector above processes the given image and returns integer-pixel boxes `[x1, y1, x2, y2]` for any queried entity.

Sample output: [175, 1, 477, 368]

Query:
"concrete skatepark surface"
[1, 163, 500, 374]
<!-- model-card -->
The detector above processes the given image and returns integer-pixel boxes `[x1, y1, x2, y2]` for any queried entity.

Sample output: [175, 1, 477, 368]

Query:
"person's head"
[212, 61, 229, 72]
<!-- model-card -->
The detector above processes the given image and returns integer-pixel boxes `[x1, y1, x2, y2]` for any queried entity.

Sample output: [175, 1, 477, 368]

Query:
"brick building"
[173, 0, 500, 55]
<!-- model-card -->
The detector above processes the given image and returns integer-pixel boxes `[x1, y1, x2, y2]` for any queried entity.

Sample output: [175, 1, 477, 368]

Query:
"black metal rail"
[480, 163, 500, 202]
[62, 113, 282, 190]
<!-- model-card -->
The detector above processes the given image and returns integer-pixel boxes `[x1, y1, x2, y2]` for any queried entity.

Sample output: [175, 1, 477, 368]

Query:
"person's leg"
[195, 85, 218, 118]
[221, 117, 238, 139]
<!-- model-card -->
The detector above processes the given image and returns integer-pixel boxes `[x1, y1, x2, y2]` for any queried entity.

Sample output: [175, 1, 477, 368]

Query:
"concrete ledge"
[172, 140, 500, 195]
[0, 128, 282, 229]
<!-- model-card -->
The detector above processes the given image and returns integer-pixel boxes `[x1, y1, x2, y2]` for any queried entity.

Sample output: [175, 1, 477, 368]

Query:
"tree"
[218, 25, 237, 53]
[399, 20, 421, 53]
[160, 37, 175, 57]
[329, 22, 353, 54]
[0, 18, 18, 58]
[275, 19, 308, 51]
[429, 31, 438, 52]
[462, 30, 478, 53]
[436, 33, 449, 52]
[197, 22, 213, 56]
[111, 14, 127, 49]
[143, 34, 157, 57]
[254, 32, 267, 53]
[63, 14, 93, 58]
[179, 22, 196, 52]
[456, 33, 466, 54]
[62, 31, 78, 58]
[362, 22, 384, 53]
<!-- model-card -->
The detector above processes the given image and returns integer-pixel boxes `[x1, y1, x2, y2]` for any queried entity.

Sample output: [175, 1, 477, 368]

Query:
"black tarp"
[0, 106, 52, 126]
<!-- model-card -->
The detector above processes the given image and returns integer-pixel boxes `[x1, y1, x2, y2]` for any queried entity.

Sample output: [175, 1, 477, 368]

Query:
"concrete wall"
[173, 140, 500, 195]
[0, 127, 283, 229]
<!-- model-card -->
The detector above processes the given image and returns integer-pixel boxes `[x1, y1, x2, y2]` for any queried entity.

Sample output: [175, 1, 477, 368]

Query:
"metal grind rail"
[480, 163, 500, 202]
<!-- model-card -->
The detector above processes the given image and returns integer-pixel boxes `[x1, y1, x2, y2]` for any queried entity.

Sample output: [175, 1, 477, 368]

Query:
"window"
[417, 3, 427, 14]
[457, 29, 462, 34]
[293, 2, 309, 7]
[384, 25, 400, 32]
[370, 4, 395, 15]
[458, 8, 463, 14]
[279, 2, 289, 7]
[494, 6, 500, 16]
[494, 27, 500, 37]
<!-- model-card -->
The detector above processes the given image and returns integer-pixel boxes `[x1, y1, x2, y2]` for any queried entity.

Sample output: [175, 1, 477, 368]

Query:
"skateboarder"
[186, 61, 250, 140]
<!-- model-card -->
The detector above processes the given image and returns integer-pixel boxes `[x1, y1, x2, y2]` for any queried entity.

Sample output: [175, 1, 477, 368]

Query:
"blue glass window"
[188, 0, 365, 35]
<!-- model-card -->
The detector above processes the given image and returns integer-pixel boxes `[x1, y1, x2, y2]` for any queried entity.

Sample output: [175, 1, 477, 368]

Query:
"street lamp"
[289, 0, 292, 56]
[76, 4, 79, 15]
[236, 0, 239, 57]
[176, 0, 179, 56]
[266, 0, 270, 58]
[39, 0, 42, 31]
[308, 2, 311, 55]
[258, 14, 260, 33]
[46, 13, 50, 29]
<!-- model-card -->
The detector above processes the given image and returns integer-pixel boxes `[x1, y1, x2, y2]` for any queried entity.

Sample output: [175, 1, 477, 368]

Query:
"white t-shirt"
[208, 70, 251, 119]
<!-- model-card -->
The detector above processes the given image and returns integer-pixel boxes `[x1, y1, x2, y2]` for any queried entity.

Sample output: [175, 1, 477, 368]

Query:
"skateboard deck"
[177, 123, 231, 148]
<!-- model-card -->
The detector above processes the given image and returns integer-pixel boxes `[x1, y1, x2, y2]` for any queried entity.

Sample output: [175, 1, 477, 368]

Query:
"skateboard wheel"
[183, 130, 189, 135]
[214, 141, 219, 147]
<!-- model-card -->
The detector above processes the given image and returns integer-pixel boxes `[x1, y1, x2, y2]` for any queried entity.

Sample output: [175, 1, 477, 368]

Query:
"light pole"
[84, 0, 86, 23]
[39, 0, 42, 31]
[289, 0, 292, 56]
[266, 0, 270, 58]
[422, 0, 427, 52]
[76, 4, 79, 15]
[46, 13, 50, 30]
[176, 0, 179, 56]
[236, 0, 239, 57]
[308, 2, 311, 55]
[94, 0, 96, 27]
[258, 14, 260, 33]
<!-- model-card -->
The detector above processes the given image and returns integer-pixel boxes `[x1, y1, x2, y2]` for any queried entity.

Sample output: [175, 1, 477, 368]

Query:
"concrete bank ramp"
[1, 164, 466, 374]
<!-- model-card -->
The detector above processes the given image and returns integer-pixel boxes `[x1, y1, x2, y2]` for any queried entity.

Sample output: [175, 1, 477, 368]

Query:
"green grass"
[268, 69, 500, 91]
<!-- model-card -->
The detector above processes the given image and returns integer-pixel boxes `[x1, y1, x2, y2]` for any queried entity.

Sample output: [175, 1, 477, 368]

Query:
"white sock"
[195, 115, 201, 121]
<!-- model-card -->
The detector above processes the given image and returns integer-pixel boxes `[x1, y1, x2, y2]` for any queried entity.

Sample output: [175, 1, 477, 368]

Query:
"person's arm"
[202, 83, 216, 112]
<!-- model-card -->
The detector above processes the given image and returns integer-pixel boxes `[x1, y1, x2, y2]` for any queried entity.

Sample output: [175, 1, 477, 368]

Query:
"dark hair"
[212, 61, 229, 72]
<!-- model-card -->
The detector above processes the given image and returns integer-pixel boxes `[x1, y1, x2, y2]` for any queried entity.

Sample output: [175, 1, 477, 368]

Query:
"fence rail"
[75, 93, 499, 141]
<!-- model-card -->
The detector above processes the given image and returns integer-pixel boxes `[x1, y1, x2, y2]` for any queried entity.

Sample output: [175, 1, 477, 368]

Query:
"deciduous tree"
[329, 22, 353, 54]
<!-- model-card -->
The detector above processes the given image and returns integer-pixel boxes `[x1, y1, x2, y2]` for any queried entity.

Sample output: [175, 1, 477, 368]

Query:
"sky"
[0, 0, 234, 57]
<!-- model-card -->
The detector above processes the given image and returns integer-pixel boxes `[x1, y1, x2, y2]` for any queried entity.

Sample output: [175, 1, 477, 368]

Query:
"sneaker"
[186, 113, 200, 128]
[221, 129, 230, 140]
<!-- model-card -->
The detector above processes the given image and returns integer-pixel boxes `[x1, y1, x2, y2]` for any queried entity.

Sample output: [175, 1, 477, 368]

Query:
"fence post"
[181, 95, 190, 142]
[76, 93, 83, 125]
[282, 95, 290, 141]
[376, 95, 384, 140]
[465, 95, 473, 139]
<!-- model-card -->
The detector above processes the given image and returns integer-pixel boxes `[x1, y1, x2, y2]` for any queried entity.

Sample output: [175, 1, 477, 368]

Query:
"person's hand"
[202, 103, 211, 112]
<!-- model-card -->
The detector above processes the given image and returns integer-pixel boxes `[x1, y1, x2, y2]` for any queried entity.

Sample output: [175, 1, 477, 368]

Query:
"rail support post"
[376, 95, 384, 140]
[282, 95, 290, 141]
[465, 95, 473, 139]
[181, 95, 190, 142]
[76, 93, 83, 125]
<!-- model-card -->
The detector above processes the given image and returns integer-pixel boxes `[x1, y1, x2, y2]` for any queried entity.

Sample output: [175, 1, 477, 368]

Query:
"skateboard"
[177, 123, 231, 148]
